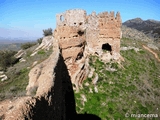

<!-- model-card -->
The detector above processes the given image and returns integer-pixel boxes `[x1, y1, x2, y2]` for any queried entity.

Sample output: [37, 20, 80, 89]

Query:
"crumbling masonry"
[0, 9, 122, 120]
[54, 9, 122, 90]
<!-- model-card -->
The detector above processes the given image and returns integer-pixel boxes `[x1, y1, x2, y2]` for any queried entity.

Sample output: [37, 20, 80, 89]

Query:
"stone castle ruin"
[54, 9, 122, 89]
[0, 9, 122, 120]
[55, 9, 121, 56]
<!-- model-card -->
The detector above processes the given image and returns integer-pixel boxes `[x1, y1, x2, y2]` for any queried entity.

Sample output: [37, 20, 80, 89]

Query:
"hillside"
[123, 18, 160, 43]
[1, 36, 159, 119]
[74, 37, 160, 119]
[0, 10, 160, 120]
[0, 36, 53, 100]
[0, 43, 22, 51]
[122, 25, 160, 50]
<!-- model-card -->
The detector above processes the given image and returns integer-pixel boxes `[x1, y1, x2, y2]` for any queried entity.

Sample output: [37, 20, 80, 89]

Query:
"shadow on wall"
[52, 54, 101, 120]
[28, 54, 101, 120]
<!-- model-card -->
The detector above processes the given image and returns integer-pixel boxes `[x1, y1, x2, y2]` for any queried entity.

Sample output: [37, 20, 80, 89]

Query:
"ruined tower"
[54, 9, 122, 89]
[86, 11, 122, 59]
[54, 9, 88, 90]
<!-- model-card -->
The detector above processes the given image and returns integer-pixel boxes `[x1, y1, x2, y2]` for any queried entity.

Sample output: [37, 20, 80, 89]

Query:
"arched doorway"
[102, 43, 112, 54]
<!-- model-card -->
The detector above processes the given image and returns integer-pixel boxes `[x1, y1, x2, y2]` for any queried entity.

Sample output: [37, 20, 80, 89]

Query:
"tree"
[43, 28, 52, 36]
[37, 38, 43, 44]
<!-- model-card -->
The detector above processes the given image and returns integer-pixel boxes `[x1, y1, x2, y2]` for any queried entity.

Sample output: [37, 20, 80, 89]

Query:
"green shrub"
[37, 38, 43, 44]
[21, 42, 36, 50]
[0, 50, 18, 70]
[43, 28, 52, 36]
[38, 49, 45, 55]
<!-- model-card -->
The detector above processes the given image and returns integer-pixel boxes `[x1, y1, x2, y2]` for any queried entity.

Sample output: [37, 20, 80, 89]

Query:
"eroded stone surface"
[26, 37, 58, 96]
[31, 36, 53, 56]
[0, 9, 122, 120]
[55, 9, 122, 90]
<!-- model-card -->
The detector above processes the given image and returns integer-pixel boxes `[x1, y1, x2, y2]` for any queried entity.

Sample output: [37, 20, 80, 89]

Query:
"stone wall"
[55, 9, 122, 87]
[56, 9, 122, 56]
[86, 12, 99, 53]
[56, 9, 86, 28]
[0, 35, 98, 120]
[54, 25, 88, 90]
[0, 37, 77, 120]
[86, 11, 122, 55]
[0, 9, 122, 119]
[55, 9, 89, 90]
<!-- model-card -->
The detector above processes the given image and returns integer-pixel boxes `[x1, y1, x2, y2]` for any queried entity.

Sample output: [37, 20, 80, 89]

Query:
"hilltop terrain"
[0, 10, 160, 120]
[123, 18, 160, 45]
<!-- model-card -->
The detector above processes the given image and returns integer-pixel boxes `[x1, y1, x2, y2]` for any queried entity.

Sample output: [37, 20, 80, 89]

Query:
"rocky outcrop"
[0, 37, 77, 120]
[0, 71, 7, 81]
[26, 37, 59, 96]
[31, 36, 53, 56]
[14, 49, 26, 59]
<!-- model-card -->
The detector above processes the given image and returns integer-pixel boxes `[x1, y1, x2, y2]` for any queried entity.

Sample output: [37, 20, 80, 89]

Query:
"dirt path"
[142, 45, 160, 62]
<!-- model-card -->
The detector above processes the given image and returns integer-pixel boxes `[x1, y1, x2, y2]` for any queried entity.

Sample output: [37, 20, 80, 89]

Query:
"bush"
[21, 42, 36, 50]
[37, 38, 43, 44]
[38, 49, 45, 55]
[0, 50, 18, 70]
[43, 28, 52, 36]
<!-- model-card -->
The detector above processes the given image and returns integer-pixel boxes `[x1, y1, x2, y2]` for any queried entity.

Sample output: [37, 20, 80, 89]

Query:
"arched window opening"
[60, 15, 64, 22]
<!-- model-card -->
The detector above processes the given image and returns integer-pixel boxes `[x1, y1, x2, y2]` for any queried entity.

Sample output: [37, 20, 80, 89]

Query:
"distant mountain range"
[123, 18, 160, 42]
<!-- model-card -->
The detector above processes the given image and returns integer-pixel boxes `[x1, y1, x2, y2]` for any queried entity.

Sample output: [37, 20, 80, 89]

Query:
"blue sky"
[0, 0, 160, 40]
